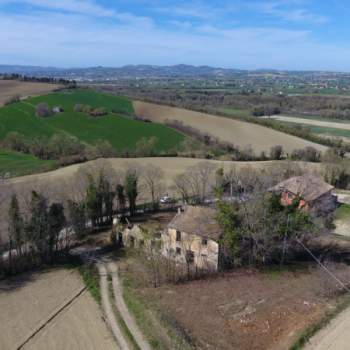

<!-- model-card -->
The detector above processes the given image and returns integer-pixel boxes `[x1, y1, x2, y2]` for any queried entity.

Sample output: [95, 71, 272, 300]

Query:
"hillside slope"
[0, 90, 184, 153]
[133, 101, 328, 154]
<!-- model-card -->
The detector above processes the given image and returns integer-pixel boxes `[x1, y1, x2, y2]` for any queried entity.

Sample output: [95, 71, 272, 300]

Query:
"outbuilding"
[269, 174, 338, 215]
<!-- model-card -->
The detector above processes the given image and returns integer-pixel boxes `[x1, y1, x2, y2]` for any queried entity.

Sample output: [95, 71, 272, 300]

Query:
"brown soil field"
[0, 80, 60, 106]
[0, 157, 322, 244]
[133, 101, 328, 153]
[132, 266, 350, 350]
[0, 268, 116, 350]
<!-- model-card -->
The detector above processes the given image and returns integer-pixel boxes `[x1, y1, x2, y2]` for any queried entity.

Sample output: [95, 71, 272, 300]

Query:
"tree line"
[1, 73, 76, 86]
[1, 130, 178, 170]
[0, 163, 168, 276]
[111, 85, 350, 121]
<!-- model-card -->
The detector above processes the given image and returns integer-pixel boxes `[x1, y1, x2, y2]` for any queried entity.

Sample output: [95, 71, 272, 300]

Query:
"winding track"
[108, 261, 151, 350]
[98, 263, 129, 350]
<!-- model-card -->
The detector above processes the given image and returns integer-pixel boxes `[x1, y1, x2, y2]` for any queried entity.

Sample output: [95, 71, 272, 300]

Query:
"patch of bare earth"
[133, 101, 328, 154]
[134, 267, 350, 350]
[0, 268, 116, 350]
[0, 80, 60, 106]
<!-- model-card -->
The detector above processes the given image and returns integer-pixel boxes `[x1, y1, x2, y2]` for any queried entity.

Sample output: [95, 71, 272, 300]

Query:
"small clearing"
[133, 101, 328, 153]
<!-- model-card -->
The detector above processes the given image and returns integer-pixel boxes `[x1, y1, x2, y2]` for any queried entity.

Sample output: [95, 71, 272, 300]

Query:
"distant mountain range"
[0, 64, 347, 81]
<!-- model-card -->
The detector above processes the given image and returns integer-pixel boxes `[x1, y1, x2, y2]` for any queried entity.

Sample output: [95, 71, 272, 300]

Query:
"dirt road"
[98, 263, 129, 350]
[267, 115, 350, 131]
[108, 261, 151, 350]
[133, 101, 328, 153]
[305, 306, 350, 350]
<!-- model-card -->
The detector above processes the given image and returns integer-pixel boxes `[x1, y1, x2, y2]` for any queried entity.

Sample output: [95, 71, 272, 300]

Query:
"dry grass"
[133, 101, 328, 153]
[0, 80, 60, 106]
[0, 268, 115, 350]
[128, 264, 350, 350]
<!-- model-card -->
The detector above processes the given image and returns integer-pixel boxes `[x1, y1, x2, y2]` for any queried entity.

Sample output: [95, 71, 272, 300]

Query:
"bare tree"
[142, 164, 165, 210]
[174, 173, 191, 204]
[195, 162, 216, 202]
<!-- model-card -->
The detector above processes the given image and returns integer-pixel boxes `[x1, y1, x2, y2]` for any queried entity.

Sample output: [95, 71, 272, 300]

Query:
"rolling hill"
[0, 88, 184, 176]
[0, 89, 184, 153]
[133, 101, 328, 154]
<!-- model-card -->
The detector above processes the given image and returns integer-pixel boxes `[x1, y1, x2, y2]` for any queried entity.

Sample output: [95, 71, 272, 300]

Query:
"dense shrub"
[270, 145, 284, 160]
[74, 104, 108, 117]
[94, 140, 117, 157]
[74, 104, 83, 112]
[36, 102, 52, 118]
[290, 147, 321, 162]
[82, 105, 93, 114]
[90, 107, 107, 117]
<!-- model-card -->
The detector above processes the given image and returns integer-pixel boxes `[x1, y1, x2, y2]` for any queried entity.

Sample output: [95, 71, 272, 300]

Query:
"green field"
[335, 204, 350, 221]
[0, 89, 184, 152]
[307, 125, 350, 139]
[0, 149, 56, 177]
[214, 106, 251, 118]
[284, 114, 350, 124]
[275, 120, 350, 140]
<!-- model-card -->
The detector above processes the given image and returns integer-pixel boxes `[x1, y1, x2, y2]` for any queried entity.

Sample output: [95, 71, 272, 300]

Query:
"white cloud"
[0, 8, 349, 71]
[0, 0, 115, 17]
[154, 1, 237, 20]
[257, 1, 328, 24]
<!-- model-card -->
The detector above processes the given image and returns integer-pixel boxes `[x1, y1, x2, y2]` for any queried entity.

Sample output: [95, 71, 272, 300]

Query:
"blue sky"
[0, 0, 350, 71]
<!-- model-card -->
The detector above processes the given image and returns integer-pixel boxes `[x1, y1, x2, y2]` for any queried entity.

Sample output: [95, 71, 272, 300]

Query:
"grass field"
[133, 101, 328, 154]
[335, 204, 350, 221]
[266, 115, 350, 139]
[284, 114, 350, 124]
[0, 149, 56, 176]
[333, 204, 350, 237]
[214, 106, 251, 118]
[308, 126, 350, 139]
[0, 89, 184, 153]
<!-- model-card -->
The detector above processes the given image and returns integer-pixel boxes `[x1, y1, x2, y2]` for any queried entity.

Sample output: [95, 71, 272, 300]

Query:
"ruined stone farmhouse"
[269, 174, 338, 215]
[162, 206, 222, 271]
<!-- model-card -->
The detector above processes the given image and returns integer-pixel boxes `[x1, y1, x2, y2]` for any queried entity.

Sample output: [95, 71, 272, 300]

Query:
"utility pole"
[280, 214, 290, 267]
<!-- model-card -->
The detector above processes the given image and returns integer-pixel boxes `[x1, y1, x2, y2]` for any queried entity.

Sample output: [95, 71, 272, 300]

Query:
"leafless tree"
[142, 164, 165, 210]
[174, 173, 191, 204]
